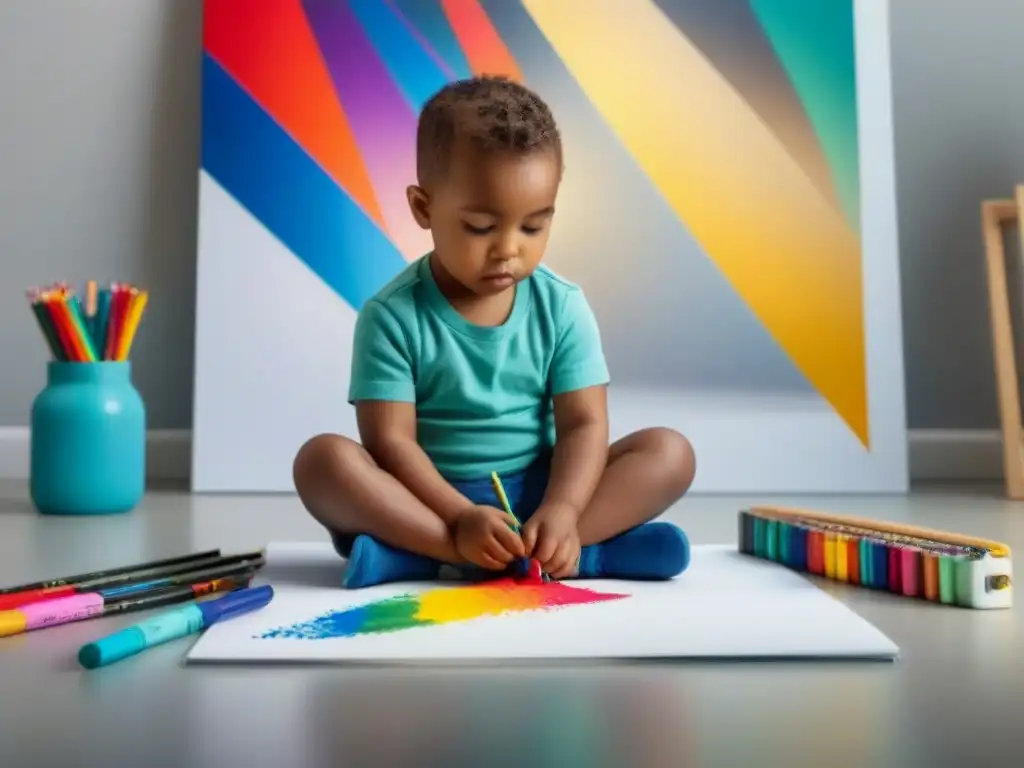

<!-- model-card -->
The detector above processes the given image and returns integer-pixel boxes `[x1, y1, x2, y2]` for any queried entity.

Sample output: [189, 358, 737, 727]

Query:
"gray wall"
[0, 0, 202, 429]
[0, 0, 1022, 431]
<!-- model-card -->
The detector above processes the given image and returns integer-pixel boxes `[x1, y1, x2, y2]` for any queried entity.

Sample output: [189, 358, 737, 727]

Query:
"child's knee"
[293, 433, 364, 503]
[646, 427, 696, 495]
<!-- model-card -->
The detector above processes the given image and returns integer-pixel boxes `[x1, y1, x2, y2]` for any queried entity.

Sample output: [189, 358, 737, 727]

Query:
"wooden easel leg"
[981, 197, 1024, 498]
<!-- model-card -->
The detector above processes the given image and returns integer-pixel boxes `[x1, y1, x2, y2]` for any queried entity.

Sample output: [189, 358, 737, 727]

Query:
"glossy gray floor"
[0, 482, 1022, 767]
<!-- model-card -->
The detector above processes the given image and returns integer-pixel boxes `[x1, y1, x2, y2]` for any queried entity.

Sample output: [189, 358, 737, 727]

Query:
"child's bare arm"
[542, 384, 609, 516]
[356, 400, 473, 526]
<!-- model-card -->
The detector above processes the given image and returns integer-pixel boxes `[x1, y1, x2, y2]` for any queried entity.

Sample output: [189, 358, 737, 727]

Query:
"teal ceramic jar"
[30, 361, 145, 515]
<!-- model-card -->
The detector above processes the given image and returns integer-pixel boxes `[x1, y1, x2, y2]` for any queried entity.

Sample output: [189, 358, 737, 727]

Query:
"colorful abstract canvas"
[192, 0, 906, 492]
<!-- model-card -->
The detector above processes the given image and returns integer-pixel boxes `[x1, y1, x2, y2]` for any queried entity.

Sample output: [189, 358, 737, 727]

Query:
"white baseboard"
[0, 427, 191, 482]
[0, 427, 1006, 485]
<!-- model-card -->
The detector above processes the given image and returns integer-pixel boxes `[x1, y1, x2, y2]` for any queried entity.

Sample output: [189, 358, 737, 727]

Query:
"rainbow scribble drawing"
[258, 578, 629, 640]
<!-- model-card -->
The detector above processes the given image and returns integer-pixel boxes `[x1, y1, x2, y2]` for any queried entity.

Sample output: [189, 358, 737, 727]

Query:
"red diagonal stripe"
[440, 0, 522, 80]
[203, 0, 384, 227]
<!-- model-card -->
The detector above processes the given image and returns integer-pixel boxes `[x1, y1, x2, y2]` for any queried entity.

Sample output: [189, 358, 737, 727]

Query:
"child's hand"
[521, 503, 580, 579]
[453, 505, 525, 570]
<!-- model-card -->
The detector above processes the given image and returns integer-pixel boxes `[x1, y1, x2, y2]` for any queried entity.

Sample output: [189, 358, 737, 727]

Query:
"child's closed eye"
[461, 222, 546, 236]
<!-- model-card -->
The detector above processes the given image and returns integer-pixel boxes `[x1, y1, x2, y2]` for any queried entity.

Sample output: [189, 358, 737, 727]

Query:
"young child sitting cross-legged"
[293, 76, 696, 589]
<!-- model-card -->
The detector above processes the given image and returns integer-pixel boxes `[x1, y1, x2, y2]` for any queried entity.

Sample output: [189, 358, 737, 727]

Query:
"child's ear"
[406, 185, 431, 229]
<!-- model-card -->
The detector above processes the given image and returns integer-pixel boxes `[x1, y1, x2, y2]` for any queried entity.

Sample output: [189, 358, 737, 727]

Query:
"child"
[293, 76, 696, 589]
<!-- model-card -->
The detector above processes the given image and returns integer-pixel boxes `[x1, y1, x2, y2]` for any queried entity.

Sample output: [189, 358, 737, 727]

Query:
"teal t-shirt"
[348, 255, 610, 480]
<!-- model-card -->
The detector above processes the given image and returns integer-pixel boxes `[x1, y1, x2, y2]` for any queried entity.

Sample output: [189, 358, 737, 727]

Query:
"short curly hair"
[415, 76, 562, 185]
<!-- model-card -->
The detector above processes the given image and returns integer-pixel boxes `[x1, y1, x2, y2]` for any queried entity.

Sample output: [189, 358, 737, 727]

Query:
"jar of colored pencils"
[26, 282, 149, 515]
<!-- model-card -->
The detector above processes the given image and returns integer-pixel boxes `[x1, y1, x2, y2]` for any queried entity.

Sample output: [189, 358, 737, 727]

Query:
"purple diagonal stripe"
[301, 0, 429, 260]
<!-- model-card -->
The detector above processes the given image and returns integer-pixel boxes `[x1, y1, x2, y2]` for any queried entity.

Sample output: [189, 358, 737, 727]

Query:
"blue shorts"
[329, 452, 552, 557]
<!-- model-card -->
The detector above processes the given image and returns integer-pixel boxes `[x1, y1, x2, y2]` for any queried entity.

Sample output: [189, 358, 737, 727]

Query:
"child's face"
[407, 140, 561, 297]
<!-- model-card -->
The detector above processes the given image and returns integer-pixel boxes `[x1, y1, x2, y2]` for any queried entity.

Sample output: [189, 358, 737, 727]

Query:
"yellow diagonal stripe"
[522, 0, 868, 446]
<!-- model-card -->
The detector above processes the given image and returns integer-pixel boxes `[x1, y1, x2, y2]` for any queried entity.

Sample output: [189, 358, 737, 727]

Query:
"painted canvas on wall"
[192, 0, 907, 492]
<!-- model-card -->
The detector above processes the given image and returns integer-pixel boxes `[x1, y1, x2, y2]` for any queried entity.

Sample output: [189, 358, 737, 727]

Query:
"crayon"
[778, 521, 790, 565]
[793, 525, 808, 570]
[835, 535, 848, 581]
[873, 543, 889, 589]
[824, 533, 837, 579]
[888, 547, 901, 593]
[738, 511, 754, 555]
[0, 549, 221, 594]
[923, 553, 940, 601]
[938, 555, 957, 604]
[79, 585, 275, 669]
[847, 537, 860, 584]
[900, 547, 920, 597]
[0, 574, 252, 638]
[753, 517, 766, 559]
[765, 519, 779, 561]
[0, 550, 259, 610]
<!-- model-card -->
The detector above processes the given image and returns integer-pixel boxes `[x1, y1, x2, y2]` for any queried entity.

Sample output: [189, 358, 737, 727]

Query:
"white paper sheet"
[187, 543, 898, 664]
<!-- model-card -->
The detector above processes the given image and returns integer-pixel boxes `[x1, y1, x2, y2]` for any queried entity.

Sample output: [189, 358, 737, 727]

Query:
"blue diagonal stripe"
[200, 54, 406, 311]
[349, 0, 453, 111]
[390, 0, 472, 80]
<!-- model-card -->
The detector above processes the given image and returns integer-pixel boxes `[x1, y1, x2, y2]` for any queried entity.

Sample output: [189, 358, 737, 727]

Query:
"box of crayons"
[738, 506, 1013, 610]
[26, 281, 149, 362]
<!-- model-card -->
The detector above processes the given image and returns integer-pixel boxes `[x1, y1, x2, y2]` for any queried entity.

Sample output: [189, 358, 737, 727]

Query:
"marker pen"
[78, 585, 274, 669]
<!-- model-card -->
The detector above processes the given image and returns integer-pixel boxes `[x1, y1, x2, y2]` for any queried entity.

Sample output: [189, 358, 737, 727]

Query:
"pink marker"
[0, 593, 104, 638]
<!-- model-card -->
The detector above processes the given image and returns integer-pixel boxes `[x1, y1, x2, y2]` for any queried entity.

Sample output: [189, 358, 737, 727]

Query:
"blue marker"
[77, 585, 274, 669]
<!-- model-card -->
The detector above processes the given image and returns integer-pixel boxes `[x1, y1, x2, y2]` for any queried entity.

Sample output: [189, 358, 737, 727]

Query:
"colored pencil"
[94, 556, 265, 600]
[0, 573, 253, 639]
[738, 506, 1013, 610]
[0, 550, 262, 610]
[26, 281, 150, 362]
[26, 290, 64, 360]
[0, 549, 221, 594]
[490, 471, 552, 583]
[116, 290, 148, 361]
[490, 472, 521, 529]
[93, 287, 112, 354]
